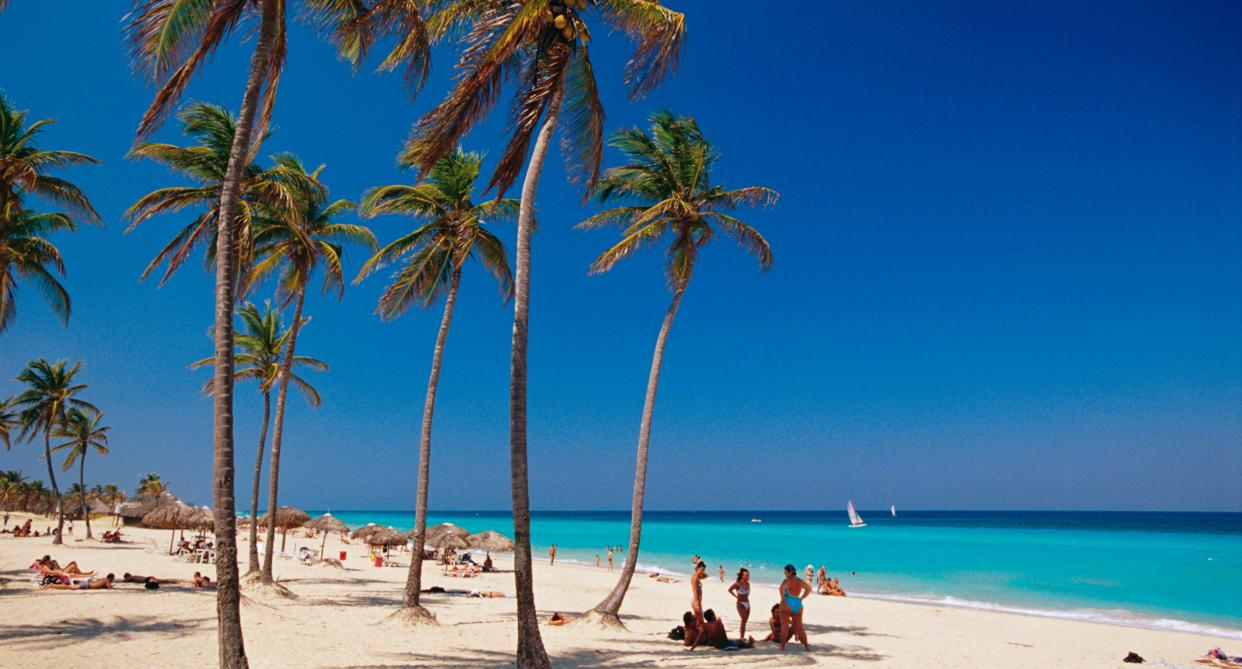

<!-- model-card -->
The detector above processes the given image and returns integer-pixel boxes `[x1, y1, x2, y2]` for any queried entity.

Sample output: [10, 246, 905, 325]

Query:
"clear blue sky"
[1, 1, 1238, 511]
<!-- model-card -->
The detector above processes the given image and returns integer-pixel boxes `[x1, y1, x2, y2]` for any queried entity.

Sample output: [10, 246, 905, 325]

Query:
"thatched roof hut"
[142, 502, 194, 553]
[118, 492, 180, 521]
[466, 530, 515, 553]
[88, 498, 113, 515]
[185, 506, 214, 531]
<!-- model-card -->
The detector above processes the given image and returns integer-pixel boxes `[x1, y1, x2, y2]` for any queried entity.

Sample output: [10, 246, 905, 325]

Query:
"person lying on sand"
[42, 573, 115, 590]
[31, 556, 93, 577]
[688, 609, 755, 651]
[549, 612, 567, 625]
[192, 572, 215, 589]
[122, 573, 185, 585]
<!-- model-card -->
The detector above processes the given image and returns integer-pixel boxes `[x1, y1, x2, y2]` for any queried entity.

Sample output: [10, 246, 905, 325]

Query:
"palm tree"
[356, 148, 515, 621]
[192, 300, 326, 573]
[10, 359, 95, 544]
[52, 407, 110, 539]
[93, 483, 125, 526]
[578, 111, 776, 623]
[125, 2, 432, 656]
[245, 155, 374, 584]
[0, 94, 100, 333]
[136, 472, 167, 498]
[22, 479, 50, 515]
[399, 3, 685, 660]
[0, 397, 17, 449]
[125, 102, 296, 286]
[0, 470, 26, 513]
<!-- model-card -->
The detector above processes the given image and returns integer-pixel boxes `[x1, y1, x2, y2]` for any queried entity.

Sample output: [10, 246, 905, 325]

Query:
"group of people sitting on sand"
[100, 529, 125, 543]
[3, 519, 40, 537]
[672, 560, 816, 652]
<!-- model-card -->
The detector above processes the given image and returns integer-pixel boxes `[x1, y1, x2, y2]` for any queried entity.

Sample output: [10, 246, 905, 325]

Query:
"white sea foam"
[848, 591, 1242, 640]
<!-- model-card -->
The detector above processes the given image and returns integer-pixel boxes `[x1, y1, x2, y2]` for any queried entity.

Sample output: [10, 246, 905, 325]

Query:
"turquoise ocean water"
[312, 509, 1242, 637]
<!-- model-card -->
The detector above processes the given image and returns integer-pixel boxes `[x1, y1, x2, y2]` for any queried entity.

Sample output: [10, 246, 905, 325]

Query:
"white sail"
[891, 505, 897, 517]
[847, 500, 866, 527]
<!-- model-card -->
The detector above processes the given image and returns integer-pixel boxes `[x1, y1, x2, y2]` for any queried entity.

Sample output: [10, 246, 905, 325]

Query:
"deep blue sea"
[311, 509, 1242, 637]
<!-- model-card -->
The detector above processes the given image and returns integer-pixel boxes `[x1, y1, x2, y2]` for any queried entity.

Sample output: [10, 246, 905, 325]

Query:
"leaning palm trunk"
[43, 430, 64, 544]
[508, 87, 562, 669]
[401, 268, 461, 616]
[261, 288, 305, 582]
[248, 391, 271, 573]
[78, 448, 92, 538]
[591, 273, 691, 623]
[211, 1, 282, 665]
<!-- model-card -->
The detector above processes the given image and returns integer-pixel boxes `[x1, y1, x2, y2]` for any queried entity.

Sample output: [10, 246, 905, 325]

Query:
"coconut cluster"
[549, 0, 587, 42]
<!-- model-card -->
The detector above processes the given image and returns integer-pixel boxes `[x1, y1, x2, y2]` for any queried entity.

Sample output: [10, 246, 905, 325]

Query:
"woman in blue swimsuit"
[778, 563, 811, 651]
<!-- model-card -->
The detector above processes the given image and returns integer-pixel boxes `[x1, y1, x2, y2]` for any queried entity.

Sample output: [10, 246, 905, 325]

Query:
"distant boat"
[750, 518, 763, 523]
[891, 505, 897, 518]
[847, 500, 866, 528]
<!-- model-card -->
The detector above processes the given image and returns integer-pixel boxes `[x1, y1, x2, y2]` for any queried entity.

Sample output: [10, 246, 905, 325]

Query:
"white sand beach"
[0, 512, 1235, 668]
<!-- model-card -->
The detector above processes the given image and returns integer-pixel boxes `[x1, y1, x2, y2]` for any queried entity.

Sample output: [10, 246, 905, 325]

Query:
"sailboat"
[891, 505, 897, 518]
[847, 500, 866, 528]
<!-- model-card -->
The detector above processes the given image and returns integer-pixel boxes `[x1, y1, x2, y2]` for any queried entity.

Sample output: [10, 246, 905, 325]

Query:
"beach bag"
[668, 626, 685, 641]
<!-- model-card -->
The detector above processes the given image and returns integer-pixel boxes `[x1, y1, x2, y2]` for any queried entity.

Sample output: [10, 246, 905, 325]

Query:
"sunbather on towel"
[42, 574, 115, 590]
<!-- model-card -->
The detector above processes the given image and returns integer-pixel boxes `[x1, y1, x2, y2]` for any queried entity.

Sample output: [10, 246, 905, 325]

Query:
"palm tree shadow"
[0, 614, 213, 651]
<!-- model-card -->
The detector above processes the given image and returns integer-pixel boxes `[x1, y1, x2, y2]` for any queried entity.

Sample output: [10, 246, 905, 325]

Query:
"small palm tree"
[53, 407, 110, 538]
[10, 359, 95, 544]
[125, 103, 296, 286]
[192, 300, 326, 573]
[136, 472, 167, 498]
[0, 94, 100, 333]
[245, 156, 374, 583]
[23, 479, 49, 515]
[399, 4, 686, 657]
[0, 469, 26, 513]
[356, 148, 514, 621]
[579, 111, 777, 624]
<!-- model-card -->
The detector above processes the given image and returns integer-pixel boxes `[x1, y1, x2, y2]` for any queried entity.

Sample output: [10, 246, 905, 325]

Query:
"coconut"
[554, 14, 566, 29]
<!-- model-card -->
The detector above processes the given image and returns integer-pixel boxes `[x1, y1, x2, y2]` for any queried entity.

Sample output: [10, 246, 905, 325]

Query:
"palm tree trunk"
[44, 429, 63, 545]
[402, 268, 461, 613]
[261, 288, 305, 583]
[591, 274, 692, 621]
[79, 448, 91, 539]
[508, 86, 562, 669]
[211, 1, 281, 665]
[248, 391, 270, 573]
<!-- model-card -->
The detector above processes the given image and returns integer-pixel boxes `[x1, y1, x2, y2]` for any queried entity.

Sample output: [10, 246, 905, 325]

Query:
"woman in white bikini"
[727, 567, 752, 637]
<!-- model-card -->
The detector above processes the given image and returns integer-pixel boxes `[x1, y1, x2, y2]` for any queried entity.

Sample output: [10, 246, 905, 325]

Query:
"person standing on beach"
[691, 561, 708, 622]
[595, 554, 601, 567]
[780, 564, 812, 651]
[718, 564, 725, 582]
[607, 548, 614, 571]
[549, 544, 556, 566]
[728, 567, 752, 637]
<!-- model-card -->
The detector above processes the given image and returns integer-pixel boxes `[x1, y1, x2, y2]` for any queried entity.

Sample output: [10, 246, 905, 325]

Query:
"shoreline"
[4, 511, 1240, 668]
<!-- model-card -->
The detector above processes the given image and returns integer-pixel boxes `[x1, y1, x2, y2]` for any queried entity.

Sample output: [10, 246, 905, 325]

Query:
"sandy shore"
[0, 511, 1234, 668]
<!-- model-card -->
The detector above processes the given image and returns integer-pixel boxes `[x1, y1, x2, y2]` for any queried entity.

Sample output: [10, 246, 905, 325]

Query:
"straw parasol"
[118, 492, 180, 522]
[427, 532, 469, 550]
[142, 501, 193, 553]
[367, 526, 406, 550]
[351, 522, 381, 542]
[186, 506, 214, 532]
[260, 506, 310, 552]
[467, 530, 515, 553]
[425, 522, 469, 544]
[305, 513, 350, 557]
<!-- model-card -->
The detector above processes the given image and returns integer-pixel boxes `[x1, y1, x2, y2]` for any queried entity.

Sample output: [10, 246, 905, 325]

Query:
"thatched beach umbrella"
[427, 532, 469, 551]
[467, 530, 515, 553]
[186, 506, 214, 533]
[142, 502, 192, 553]
[305, 513, 349, 557]
[425, 522, 469, 545]
[88, 498, 112, 516]
[260, 506, 310, 552]
[367, 526, 406, 553]
[351, 522, 381, 543]
[118, 492, 179, 523]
